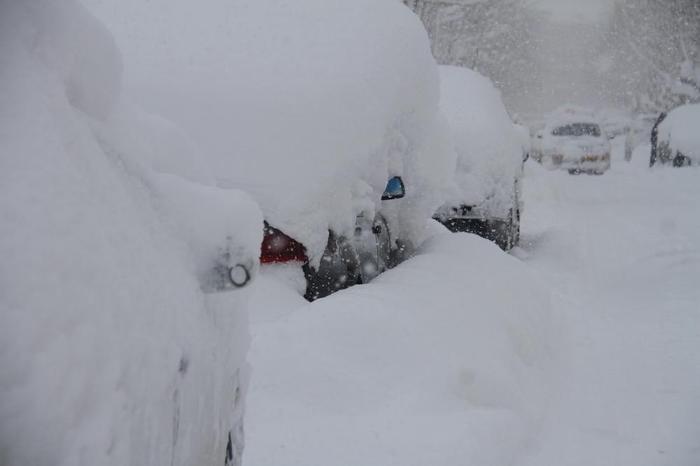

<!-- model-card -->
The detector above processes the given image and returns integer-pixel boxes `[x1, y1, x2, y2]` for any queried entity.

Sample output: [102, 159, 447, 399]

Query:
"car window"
[551, 123, 601, 137]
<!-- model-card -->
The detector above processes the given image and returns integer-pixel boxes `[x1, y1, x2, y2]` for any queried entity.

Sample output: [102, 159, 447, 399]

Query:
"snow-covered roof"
[659, 103, 700, 161]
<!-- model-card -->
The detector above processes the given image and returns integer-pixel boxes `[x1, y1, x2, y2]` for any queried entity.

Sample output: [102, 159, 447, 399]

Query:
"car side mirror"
[382, 176, 405, 200]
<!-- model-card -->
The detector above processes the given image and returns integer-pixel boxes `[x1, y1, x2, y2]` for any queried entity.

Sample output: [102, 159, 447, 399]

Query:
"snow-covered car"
[651, 104, 700, 167]
[259, 176, 409, 300]
[533, 114, 611, 175]
[433, 66, 525, 250]
[1, 3, 261, 465]
[88, 0, 455, 300]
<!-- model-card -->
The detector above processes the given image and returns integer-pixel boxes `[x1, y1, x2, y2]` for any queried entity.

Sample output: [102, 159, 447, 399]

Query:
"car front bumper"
[558, 154, 610, 172]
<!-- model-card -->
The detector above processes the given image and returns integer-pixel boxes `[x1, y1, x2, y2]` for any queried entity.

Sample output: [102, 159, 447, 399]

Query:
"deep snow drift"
[83, 0, 456, 263]
[245, 231, 561, 466]
[0, 2, 261, 465]
[515, 161, 700, 466]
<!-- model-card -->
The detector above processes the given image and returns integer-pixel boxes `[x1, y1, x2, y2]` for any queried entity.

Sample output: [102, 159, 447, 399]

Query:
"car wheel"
[304, 231, 360, 301]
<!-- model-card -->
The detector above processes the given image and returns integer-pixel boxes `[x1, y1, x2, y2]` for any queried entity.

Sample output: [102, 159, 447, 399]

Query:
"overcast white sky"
[534, 0, 613, 22]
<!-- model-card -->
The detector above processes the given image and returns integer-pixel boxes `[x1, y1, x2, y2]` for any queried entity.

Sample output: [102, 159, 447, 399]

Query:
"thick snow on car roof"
[659, 103, 700, 161]
[85, 0, 455, 262]
[438, 65, 521, 208]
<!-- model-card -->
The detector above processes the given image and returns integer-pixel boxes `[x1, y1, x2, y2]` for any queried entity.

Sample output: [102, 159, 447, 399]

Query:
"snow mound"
[438, 65, 522, 217]
[0, 2, 261, 465]
[659, 103, 700, 163]
[84, 0, 456, 262]
[246, 232, 562, 465]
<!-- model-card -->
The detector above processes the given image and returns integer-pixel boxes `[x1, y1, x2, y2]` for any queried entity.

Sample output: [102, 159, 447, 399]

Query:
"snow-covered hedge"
[437, 65, 523, 218]
[0, 2, 261, 465]
[84, 0, 456, 263]
[658, 103, 700, 163]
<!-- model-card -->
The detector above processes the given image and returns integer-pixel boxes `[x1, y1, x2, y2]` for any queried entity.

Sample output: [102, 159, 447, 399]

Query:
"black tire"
[489, 219, 511, 251]
[303, 232, 360, 301]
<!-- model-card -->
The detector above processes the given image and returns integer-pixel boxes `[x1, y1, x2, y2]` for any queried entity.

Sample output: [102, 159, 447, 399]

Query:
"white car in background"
[533, 114, 611, 175]
[433, 66, 525, 250]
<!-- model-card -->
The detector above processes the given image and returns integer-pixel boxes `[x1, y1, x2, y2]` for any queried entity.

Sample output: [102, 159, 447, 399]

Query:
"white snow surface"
[245, 232, 561, 465]
[1, 2, 261, 465]
[83, 0, 456, 263]
[658, 103, 700, 163]
[516, 161, 700, 466]
[245, 148, 700, 465]
[437, 65, 523, 217]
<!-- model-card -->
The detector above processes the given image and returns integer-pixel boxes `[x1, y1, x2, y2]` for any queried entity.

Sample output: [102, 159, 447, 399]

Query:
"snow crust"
[658, 103, 700, 163]
[1, 2, 261, 464]
[437, 65, 523, 218]
[84, 0, 456, 263]
[245, 232, 561, 465]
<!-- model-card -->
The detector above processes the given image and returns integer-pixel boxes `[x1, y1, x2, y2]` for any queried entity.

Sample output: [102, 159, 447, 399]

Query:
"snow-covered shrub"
[0, 2, 261, 465]
[658, 103, 700, 164]
[84, 0, 456, 264]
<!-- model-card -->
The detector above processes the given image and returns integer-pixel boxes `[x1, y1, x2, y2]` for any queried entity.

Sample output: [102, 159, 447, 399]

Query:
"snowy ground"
[244, 148, 700, 465]
[516, 159, 700, 465]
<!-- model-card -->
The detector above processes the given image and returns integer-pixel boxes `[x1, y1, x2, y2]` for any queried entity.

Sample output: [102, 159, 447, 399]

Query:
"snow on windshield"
[551, 123, 601, 137]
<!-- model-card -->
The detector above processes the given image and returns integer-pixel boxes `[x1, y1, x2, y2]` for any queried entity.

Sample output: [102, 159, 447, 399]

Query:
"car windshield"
[551, 123, 601, 137]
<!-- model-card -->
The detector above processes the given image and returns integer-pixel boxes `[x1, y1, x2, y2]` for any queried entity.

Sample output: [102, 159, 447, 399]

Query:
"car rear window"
[551, 123, 601, 137]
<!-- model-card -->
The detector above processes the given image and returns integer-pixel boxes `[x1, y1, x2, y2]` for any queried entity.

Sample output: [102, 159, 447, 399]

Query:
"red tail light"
[260, 223, 308, 264]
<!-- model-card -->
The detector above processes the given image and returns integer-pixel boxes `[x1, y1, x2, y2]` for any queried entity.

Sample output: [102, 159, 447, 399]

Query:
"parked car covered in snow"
[433, 66, 524, 250]
[651, 104, 700, 167]
[258, 176, 409, 299]
[1, 3, 261, 465]
[95, 0, 455, 300]
[532, 109, 611, 175]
